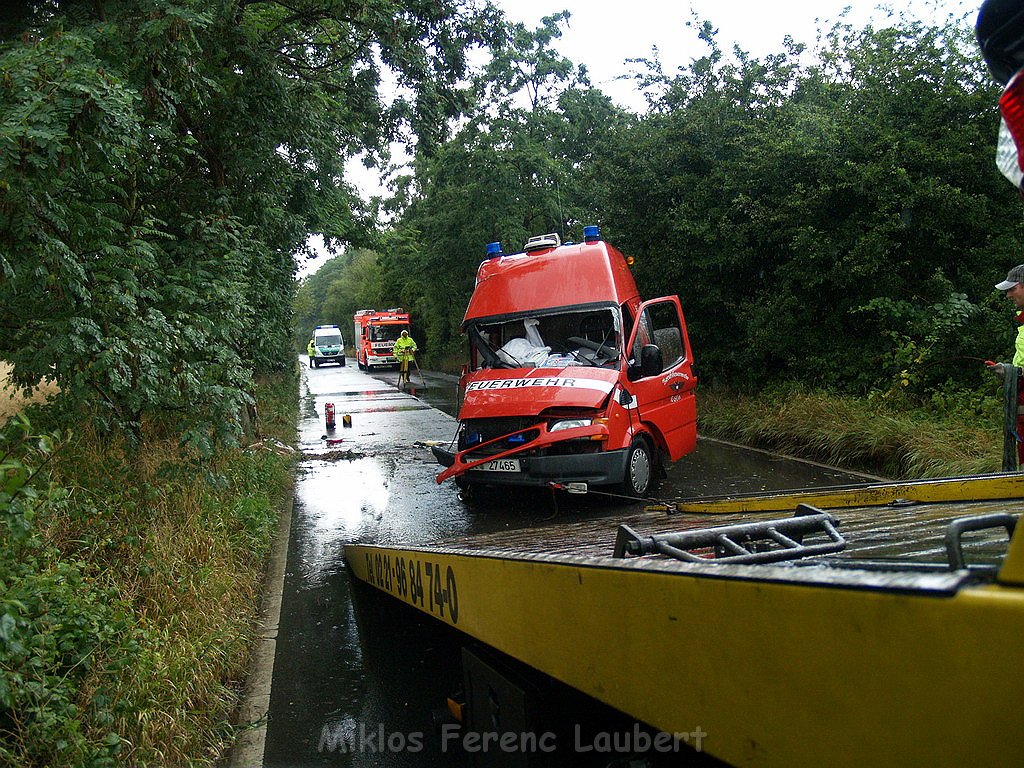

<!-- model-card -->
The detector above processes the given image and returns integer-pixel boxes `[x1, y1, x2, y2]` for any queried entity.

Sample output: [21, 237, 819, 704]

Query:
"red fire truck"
[353, 308, 411, 370]
[432, 226, 697, 498]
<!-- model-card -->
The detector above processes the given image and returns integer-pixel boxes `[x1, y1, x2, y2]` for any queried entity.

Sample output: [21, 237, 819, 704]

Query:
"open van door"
[625, 297, 697, 460]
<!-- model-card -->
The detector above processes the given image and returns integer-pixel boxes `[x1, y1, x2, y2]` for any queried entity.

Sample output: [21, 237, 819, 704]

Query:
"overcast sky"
[498, 0, 975, 111]
[303, 0, 978, 277]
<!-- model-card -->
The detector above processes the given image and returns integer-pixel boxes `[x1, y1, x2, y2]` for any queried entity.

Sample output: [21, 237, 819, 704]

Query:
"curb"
[227, 484, 294, 767]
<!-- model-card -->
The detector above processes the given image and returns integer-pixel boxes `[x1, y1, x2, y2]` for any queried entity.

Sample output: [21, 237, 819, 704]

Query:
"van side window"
[632, 302, 684, 373]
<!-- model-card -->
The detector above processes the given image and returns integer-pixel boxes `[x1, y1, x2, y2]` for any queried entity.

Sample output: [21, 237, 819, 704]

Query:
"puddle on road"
[294, 449, 474, 586]
[299, 458, 389, 532]
[342, 404, 433, 413]
[294, 458, 391, 586]
[316, 389, 404, 398]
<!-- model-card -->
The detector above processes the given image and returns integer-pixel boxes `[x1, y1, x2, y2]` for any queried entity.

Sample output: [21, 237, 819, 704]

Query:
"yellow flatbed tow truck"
[344, 472, 1024, 767]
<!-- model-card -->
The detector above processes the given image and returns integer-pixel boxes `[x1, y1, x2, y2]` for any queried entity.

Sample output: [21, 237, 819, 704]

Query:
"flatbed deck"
[344, 475, 1024, 767]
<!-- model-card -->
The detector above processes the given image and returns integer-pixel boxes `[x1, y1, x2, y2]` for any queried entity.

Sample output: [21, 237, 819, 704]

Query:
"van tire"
[620, 436, 654, 498]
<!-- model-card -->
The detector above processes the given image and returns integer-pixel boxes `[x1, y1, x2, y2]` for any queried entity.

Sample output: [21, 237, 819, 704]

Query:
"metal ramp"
[614, 504, 845, 564]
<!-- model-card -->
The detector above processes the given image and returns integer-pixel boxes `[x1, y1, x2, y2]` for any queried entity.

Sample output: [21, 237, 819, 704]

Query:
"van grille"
[459, 417, 536, 456]
[458, 416, 600, 458]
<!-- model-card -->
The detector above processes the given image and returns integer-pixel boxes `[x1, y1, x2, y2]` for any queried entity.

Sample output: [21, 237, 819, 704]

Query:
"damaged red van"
[432, 226, 697, 497]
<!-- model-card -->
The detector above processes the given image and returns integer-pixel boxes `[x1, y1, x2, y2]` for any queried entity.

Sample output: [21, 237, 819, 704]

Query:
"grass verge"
[0, 370, 298, 766]
[697, 386, 1004, 479]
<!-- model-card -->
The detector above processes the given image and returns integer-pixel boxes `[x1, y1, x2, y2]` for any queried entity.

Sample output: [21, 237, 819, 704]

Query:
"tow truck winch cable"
[546, 481, 671, 506]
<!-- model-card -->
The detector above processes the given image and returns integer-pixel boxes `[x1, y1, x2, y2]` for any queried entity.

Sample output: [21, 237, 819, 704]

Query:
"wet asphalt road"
[261, 360, 874, 767]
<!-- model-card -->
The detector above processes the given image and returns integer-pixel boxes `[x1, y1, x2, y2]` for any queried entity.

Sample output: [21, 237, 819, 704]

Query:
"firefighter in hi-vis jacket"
[393, 330, 418, 387]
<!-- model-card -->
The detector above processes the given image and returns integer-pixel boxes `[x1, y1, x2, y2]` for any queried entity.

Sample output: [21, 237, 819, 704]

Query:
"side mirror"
[641, 344, 662, 377]
[628, 345, 663, 380]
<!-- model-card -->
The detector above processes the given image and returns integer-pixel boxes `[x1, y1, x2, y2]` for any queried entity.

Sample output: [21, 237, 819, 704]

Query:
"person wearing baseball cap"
[995, 263, 1024, 291]
[990, 263, 1024, 369]
[989, 264, 1024, 465]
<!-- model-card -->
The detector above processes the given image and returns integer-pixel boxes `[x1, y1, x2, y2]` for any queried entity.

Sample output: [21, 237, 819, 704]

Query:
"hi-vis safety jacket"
[307, 339, 316, 356]
[393, 335, 417, 361]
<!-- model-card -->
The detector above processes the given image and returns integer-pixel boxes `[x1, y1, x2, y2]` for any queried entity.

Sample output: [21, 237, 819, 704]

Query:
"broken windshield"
[467, 306, 622, 371]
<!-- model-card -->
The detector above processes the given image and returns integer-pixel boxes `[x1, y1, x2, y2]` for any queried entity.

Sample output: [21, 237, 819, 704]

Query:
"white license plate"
[480, 458, 520, 472]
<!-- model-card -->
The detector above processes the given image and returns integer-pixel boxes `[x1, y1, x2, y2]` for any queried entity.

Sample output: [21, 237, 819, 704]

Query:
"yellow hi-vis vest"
[393, 335, 417, 361]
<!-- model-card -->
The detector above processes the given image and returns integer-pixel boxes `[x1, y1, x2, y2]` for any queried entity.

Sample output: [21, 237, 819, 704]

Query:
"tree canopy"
[5, 3, 1023, 447]
[337, 9, 1024, 398]
[1, 0, 494, 448]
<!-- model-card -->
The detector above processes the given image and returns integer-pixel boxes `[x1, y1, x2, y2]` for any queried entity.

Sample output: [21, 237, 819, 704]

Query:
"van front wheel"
[619, 437, 654, 498]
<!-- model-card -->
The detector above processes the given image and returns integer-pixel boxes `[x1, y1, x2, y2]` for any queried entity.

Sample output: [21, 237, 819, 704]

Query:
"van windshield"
[467, 306, 621, 370]
[316, 334, 342, 346]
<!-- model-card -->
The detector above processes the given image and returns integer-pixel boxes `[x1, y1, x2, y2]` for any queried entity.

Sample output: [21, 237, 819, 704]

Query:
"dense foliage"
[1, 377, 298, 766]
[604, 18, 1021, 396]
[303, 10, 1024, 403]
[1, 0, 492, 449]
[0, 415, 131, 766]
[0, 2, 493, 765]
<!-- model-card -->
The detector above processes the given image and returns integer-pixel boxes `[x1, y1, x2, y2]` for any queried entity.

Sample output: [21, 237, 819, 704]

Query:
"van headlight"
[549, 418, 592, 432]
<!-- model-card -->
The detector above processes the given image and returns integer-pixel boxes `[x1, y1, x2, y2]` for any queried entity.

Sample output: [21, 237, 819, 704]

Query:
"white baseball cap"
[996, 264, 1024, 290]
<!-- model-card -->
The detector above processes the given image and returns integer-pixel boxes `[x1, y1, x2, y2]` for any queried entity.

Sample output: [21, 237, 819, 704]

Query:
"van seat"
[653, 327, 682, 364]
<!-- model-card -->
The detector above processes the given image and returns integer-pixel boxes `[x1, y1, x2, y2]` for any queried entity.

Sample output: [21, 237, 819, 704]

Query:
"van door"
[624, 297, 697, 460]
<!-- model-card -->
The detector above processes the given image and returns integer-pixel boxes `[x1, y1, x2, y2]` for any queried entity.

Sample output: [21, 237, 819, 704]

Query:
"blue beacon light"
[583, 225, 600, 243]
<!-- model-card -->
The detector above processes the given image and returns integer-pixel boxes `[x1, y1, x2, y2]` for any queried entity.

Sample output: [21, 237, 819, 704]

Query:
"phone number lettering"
[363, 552, 459, 624]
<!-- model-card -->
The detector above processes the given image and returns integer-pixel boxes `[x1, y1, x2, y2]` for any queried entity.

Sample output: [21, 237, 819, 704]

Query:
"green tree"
[293, 248, 389, 352]
[383, 12, 630, 361]
[594, 14, 1022, 393]
[1, 0, 489, 447]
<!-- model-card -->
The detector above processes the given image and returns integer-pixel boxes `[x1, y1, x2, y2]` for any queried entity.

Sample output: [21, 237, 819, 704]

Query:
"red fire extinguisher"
[325, 402, 336, 431]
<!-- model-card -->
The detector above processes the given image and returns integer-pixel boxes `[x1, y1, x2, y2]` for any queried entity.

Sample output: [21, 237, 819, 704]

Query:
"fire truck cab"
[354, 308, 411, 370]
[432, 226, 697, 497]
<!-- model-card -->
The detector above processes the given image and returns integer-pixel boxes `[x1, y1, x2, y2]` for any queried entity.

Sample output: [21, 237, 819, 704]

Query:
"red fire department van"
[432, 226, 697, 497]
[353, 308, 411, 370]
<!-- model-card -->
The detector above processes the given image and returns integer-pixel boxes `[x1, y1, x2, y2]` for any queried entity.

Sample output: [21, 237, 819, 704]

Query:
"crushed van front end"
[433, 367, 637, 489]
[432, 413, 632, 488]
[432, 227, 697, 496]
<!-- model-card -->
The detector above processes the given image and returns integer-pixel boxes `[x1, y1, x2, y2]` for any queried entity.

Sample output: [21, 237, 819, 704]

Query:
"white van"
[309, 325, 345, 368]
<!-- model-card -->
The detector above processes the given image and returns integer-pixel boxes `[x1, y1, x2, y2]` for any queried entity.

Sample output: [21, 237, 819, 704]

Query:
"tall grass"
[1, 371, 298, 766]
[698, 386, 1004, 479]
